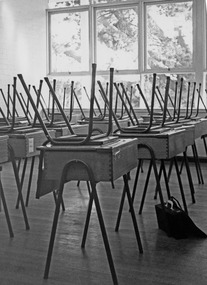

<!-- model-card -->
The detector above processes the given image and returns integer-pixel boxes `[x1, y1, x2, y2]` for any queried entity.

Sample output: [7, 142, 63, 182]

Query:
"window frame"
[47, 5, 91, 76]
[93, 2, 139, 75]
[47, 0, 206, 100]
[143, 0, 194, 74]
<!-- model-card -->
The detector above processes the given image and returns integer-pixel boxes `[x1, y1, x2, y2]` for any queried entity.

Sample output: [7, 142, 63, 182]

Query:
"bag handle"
[169, 196, 183, 210]
[166, 200, 174, 210]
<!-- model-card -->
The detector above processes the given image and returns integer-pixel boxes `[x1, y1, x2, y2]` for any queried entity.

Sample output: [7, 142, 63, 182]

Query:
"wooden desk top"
[184, 118, 207, 139]
[36, 138, 138, 194]
[8, 129, 55, 158]
[117, 128, 188, 159]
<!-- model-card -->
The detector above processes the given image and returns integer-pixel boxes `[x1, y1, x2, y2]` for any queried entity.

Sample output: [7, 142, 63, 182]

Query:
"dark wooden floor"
[0, 157, 207, 285]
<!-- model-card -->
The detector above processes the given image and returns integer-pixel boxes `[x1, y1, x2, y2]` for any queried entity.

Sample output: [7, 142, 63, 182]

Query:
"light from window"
[146, 1, 193, 70]
[49, 11, 89, 73]
[48, 0, 89, 8]
[95, 6, 138, 71]
[93, 0, 128, 3]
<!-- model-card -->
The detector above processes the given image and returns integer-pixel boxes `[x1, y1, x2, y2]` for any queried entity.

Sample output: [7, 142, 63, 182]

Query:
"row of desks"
[35, 118, 207, 285]
[3, 116, 205, 162]
[0, 117, 207, 285]
[0, 117, 204, 210]
[0, 117, 206, 212]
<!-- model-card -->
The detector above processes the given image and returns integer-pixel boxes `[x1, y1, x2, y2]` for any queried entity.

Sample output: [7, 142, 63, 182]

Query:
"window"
[49, 10, 89, 73]
[47, 0, 206, 108]
[48, 0, 89, 8]
[145, 1, 193, 71]
[95, 6, 138, 71]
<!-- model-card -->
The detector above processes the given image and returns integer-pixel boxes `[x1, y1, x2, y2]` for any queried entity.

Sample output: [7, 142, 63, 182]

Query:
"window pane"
[48, 0, 89, 8]
[50, 11, 89, 73]
[93, 0, 128, 4]
[96, 6, 138, 70]
[146, 2, 193, 70]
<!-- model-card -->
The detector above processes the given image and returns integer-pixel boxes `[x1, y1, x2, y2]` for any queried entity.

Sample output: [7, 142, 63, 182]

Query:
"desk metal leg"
[167, 150, 195, 204]
[8, 144, 30, 230]
[194, 143, 204, 184]
[17, 158, 21, 172]
[138, 160, 153, 214]
[25, 156, 36, 207]
[161, 160, 171, 199]
[44, 160, 118, 285]
[90, 178, 118, 285]
[192, 143, 204, 184]
[123, 174, 143, 253]
[167, 159, 173, 182]
[154, 160, 165, 200]
[202, 135, 207, 155]
[131, 159, 142, 204]
[0, 169, 14, 237]
[154, 160, 171, 201]
[183, 151, 196, 204]
[44, 189, 61, 279]
[53, 190, 65, 211]
[81, 181, 93, 248]
[121, 144, 167, 218]
[16, 158, 28, 209]
[115, 184, 125, 232]
[173, 157, 188, 214]
[129, 144, 170, 236]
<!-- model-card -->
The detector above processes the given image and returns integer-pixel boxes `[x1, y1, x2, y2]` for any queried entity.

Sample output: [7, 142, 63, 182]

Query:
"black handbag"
[155, 196, 207, 239]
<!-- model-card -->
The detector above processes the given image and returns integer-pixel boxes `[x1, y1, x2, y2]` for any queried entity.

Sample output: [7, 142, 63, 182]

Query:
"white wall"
[0, 0, 48, 111]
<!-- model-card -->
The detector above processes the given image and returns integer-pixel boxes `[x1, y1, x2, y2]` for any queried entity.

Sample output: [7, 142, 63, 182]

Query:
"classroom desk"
[184, 117, 207, 139]
[116, 127, 194, 215]
[36, 137, 143, 285]
[0, 134, 29, 235]
[7, 129, 56, 207]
